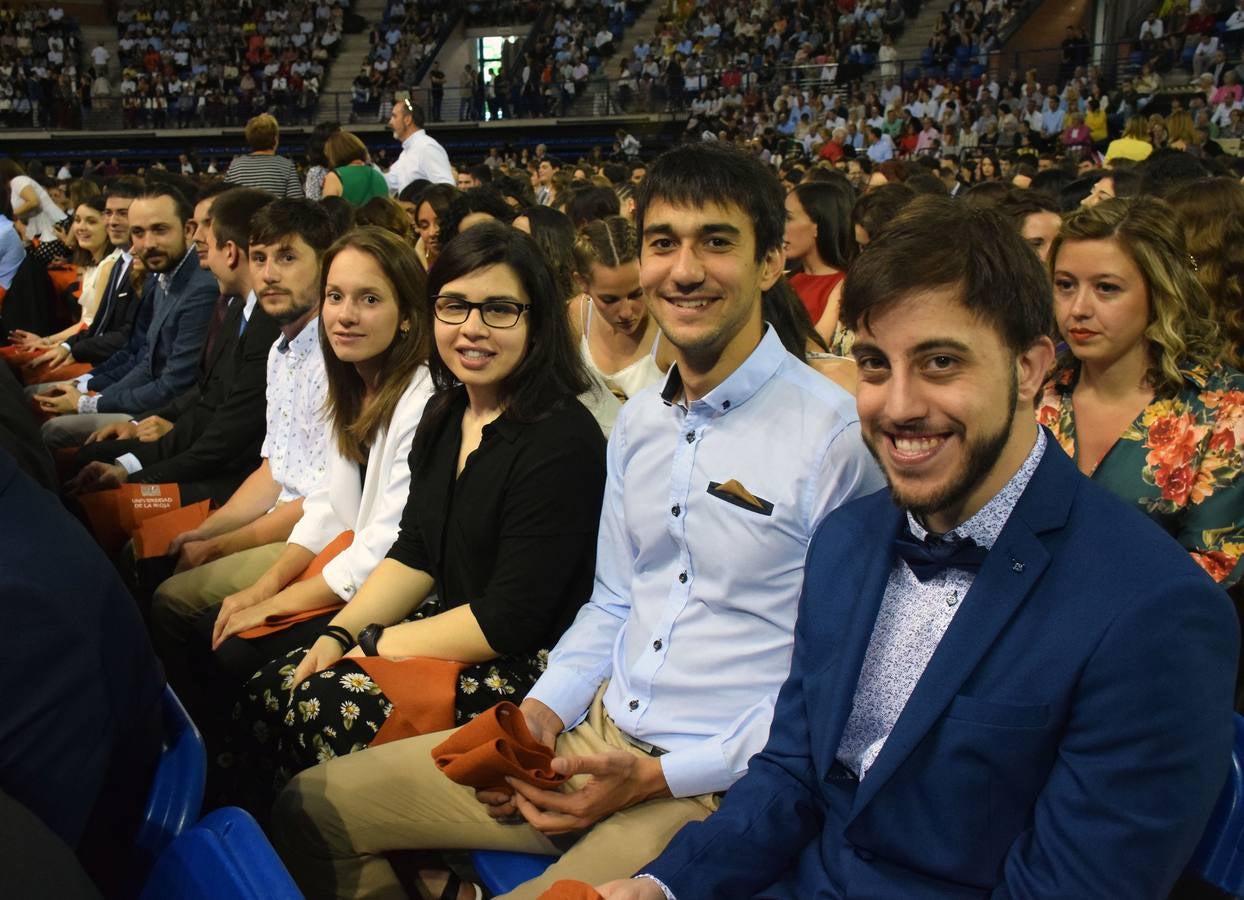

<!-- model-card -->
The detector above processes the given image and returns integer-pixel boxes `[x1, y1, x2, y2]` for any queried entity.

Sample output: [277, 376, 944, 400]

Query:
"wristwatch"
[357, 623, 386, 657]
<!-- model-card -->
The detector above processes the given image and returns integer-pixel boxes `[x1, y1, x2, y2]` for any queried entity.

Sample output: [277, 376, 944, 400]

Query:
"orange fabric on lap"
[353, 655, 463, 747]
[432, 701, 567, 795]
[235, 531, 355, 639]
[132, 500, 211, 559]
[538, 882, 605, 900]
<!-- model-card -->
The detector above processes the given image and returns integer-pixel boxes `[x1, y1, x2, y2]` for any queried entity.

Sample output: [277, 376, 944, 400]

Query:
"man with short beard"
[37, 185, 218, 449]
[147, 200, 333, 732]
[606, 196, 1237, 900]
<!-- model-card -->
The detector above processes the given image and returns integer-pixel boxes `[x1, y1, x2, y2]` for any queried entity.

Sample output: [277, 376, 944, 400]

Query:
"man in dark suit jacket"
[37, 186, 219, 448]
[606, 199, 1238, 899]
[70, 188, 279, 505]
[0, 445, 164, 895]
[24, 180, 144, 373]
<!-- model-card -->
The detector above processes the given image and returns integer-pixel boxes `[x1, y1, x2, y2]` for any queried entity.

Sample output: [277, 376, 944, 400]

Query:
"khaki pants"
[149, 542, 284, 658]
[273, 688, 721, 900]
[41, 411, 133, 449]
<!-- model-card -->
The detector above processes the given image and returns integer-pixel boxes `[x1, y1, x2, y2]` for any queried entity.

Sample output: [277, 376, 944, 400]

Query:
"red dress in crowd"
[789, 270, 846, 325]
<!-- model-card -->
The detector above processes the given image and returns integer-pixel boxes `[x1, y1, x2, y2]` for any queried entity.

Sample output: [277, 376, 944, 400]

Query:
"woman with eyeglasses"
[238, 223, 606, 793]
[568, 215, 671, 402]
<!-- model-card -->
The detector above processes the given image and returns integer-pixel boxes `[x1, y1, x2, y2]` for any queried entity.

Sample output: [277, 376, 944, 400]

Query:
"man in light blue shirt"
[273, 143, 883, 899]
[866, 126, 895, 162]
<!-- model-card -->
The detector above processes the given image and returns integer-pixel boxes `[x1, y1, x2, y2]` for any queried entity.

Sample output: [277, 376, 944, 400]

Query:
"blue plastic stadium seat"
[920, 47, 934, 66]
[141, 807, 303, 900]
[862, 52, 877, 66]
[136, 686, 207, 865]
[970, 63, 987, 78]
[471, 849, 558, 894]
[904, 66, 922, 82]
[1187, 715, 1244, 893]
[954, 44, 971, 63]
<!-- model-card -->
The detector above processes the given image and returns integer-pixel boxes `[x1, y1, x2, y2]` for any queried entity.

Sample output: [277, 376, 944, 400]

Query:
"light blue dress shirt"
[527, 327, 884, 798]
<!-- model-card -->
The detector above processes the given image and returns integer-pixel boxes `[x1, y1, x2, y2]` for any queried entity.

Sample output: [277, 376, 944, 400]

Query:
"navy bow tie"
[894, 526, 989, 582]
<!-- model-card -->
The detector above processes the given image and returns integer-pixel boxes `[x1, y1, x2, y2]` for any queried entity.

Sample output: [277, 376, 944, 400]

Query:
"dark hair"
[851, 182, 915, 243]
[493, 173, 536, 209]
[415, 222, 591, 456]
[1139, 148, 1210, 196]
[0, 158, 25, 185]
[400, 97, 426, 128]
[636, 143, 785, 261]
[441, 187, 515, 241]
[467, 163, 493, 184]
[307, 121, 341, 168]
[318, 195, 357, 238]
[210, 188, 274, 251]
[320, 227, 431, 461]
[356, 195, 414, 243]
[961, 179, 1013, 208]
[1028, 168, 1075, 204]
[398, 179, 431, 204]
[906, 173, 949, 195]
[249, 198, 334, 253]
[415, 183, 459, 225]
[1059, 175, 1100, 212]
[842, 195, 1054, 354]
[995, 187, 1061, 232]
[789, 180, 857, 272]
[518, 205, 578, 302]
[764, 278, 829, 355]
[137, 183, 193, 224]
[193, 180, 235, 208]
[104, 176, 144, 202]
[1104, 168, 1141, 199]
[565, 184, 621, 227]
[602, 162, 629, 185]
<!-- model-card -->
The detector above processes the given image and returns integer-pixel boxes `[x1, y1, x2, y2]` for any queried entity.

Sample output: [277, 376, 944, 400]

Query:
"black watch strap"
[358, 623, 385, 657]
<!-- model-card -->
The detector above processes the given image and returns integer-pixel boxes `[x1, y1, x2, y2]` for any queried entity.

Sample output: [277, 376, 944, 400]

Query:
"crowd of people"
[2, 2, 1244, 894]
[0, 4, 82, 128]
[102, 0, 351, 128]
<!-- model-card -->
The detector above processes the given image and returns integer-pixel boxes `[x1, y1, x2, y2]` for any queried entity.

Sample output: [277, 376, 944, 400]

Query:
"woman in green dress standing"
[320, 131, 390, 207]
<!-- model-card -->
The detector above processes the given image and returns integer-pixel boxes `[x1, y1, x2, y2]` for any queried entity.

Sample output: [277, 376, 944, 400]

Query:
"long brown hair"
[319, 227, 431, 462]
[1166, 178, 1244, 369]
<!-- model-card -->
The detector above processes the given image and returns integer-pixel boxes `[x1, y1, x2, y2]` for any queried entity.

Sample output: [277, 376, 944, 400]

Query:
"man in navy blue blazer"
[603, 197, 1239, 898]
[36, 185, 218, 449]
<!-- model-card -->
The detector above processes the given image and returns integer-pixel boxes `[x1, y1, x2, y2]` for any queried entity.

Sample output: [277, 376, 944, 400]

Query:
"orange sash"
[235, 531, 354, 639]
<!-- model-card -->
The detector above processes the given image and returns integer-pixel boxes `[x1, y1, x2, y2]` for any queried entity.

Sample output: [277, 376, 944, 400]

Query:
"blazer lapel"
[847, 440, 1076, 818]
[90, 257, 127, 333]
[812, 498, 905, 779]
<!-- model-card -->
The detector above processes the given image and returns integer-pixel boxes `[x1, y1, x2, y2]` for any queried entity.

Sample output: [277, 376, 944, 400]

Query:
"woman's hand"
[210, 581, 274, 649]
[290, 635, 347, 690]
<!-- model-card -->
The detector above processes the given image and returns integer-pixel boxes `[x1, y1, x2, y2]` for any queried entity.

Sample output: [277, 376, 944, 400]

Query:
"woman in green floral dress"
[1038, 197, 1244, 587]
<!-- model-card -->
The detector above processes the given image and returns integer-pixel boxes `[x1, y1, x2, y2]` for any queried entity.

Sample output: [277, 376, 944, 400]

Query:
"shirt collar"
[402, 129, 421, 151]
[658, 325, 787, 415]
[241, 289, 258, 320]
[908, 428, 1047, 551]
[156, 248, 193, 292]
[277, 316, 319, 355]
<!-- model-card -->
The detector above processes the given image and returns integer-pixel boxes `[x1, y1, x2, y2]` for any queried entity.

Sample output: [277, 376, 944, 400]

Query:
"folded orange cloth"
[132, 499, 211, 559]
[353, 655, 464, 746]
[538, 881, 604, 900]
[432, 701, 567, 794]
[236, 531, 354, 639]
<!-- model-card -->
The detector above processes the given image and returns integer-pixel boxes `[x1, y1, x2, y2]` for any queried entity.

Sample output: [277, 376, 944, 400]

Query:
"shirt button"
[722, 400, 731, 409]
[678, 571, 687, 583]
[685, 431, 695, 443]
[628, 699, 639, 710]
[653, 639, 663, 651]
[671, 504, 680, 517]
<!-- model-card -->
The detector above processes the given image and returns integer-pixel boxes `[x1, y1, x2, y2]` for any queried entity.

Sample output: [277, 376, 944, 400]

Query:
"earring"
[399, 324, 410, 336]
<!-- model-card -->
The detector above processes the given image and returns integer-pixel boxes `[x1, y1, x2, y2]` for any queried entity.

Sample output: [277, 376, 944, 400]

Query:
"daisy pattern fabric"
[1038, 360, 1244, 586]
[231, 596, 553, 797]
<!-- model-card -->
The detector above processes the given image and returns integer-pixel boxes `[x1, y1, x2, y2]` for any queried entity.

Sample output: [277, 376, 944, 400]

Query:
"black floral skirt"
[228, 600, 550, 803]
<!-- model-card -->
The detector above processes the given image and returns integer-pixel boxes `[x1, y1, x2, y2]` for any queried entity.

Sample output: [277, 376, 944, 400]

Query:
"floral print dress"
[232, 596, 551, 797]
[1037, 361, 1244, 587]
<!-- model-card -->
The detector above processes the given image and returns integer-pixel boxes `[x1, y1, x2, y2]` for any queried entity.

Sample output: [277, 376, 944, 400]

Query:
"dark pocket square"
[707, 479, 774, 516]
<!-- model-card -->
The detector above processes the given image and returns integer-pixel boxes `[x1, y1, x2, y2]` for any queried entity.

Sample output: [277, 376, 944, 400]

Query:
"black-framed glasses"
[432, 295, 531, 328]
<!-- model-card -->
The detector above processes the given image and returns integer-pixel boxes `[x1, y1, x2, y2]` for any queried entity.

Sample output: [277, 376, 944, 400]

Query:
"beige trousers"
[272, 688, 720, 900]
[149, 542, 284, 653]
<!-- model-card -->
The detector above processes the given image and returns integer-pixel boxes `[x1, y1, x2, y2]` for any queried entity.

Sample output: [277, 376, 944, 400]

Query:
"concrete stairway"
[318, 0, 388, 122]
[892, 0, 960, 73]
[571, 0, 666, 116]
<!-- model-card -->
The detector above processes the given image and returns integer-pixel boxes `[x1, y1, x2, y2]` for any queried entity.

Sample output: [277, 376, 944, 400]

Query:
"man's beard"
[867, 368, 1018, 524]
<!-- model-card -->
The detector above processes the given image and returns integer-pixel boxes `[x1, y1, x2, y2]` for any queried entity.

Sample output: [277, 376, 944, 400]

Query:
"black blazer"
[65, 256, 142, 364]
[76, 296, 281, 504]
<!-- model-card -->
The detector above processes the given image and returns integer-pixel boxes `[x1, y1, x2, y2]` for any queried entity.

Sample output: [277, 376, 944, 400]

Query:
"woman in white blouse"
[204, 226, 434, 673]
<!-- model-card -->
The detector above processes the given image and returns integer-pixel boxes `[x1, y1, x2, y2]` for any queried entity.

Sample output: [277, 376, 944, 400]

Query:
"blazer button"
[678, 571, 687, 583]
[628, 699, 639, 710]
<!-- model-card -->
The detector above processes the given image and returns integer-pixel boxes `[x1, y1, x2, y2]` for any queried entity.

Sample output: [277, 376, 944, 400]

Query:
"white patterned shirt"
[261, 318, 329, 504]
[837, 429, 1047, 779]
